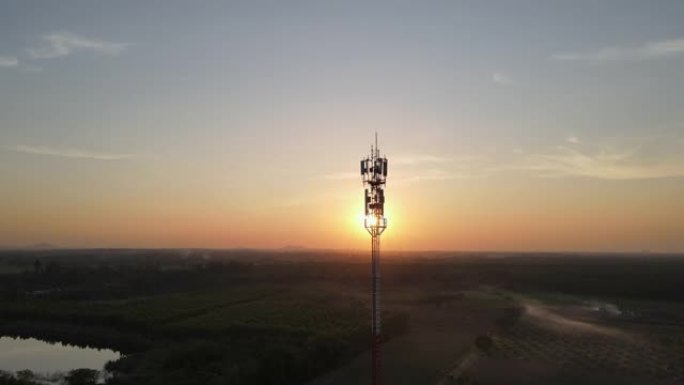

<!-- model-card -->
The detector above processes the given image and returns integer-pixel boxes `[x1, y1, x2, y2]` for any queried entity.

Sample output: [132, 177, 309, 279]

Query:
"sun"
[365, 215, 378, 228]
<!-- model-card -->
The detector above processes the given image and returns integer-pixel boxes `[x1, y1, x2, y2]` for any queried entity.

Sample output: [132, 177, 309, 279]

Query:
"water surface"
[0, 336, 120, 373]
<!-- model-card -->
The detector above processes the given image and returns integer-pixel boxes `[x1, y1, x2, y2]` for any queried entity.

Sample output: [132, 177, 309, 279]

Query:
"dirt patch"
[522, 300, 629, 339]
[307, 289, 511, 385]
[476, 298, 684, 384]
[468, 357, 666, 385]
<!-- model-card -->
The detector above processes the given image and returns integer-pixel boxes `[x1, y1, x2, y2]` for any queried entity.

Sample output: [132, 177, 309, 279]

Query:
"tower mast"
[361, 135, 388, 385]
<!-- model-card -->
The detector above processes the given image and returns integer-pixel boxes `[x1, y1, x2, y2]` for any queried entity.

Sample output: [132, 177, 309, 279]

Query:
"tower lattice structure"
[360, 134, 388, 385]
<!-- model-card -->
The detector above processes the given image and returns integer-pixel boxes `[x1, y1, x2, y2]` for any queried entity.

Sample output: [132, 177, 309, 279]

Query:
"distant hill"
[26, 242, 59, 249]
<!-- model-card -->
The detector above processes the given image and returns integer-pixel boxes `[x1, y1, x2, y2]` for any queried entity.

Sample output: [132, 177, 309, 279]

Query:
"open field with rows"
[457, 295, 684, 385]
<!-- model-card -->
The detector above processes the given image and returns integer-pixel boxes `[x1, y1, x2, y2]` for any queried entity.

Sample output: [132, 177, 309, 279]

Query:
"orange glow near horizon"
[1, 172, 683, 252]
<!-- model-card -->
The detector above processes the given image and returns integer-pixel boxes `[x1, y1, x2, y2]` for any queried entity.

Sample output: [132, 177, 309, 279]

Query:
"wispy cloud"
[552, 38, 684, 63]
[392, 169, 482, 184]
[323, 172, 358, 180]
[19, 65, 43, 73]
[325, 141, 684, 183]
[9, 145, 136, 160]
[0, 56, 19, 67]
[515, 146, 684, 180]
[392, 155, 460, 166]
[28, 32, 129, 59]
[492, 71, 514, 85]
[324, 154, 486, 184]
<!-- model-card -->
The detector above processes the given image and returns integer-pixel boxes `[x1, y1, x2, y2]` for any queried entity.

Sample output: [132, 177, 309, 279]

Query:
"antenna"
[375, 132, 378, 156]
[360, 134, 388, 385]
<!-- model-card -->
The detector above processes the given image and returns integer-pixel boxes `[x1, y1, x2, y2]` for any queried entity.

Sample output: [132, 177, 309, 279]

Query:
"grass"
[0, 263, 27, 274]
[169, 289, 367, 337]
[0, 282, 391, 385]
[0, 284, 370, 338]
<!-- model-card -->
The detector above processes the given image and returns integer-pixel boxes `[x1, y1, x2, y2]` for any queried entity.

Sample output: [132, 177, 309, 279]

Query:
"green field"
[3, 250, 684, 385]
[0, 282, 391, 385]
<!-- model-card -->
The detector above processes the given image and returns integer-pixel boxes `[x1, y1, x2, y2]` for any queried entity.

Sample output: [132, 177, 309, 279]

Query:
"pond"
[0, 336, 121, 373]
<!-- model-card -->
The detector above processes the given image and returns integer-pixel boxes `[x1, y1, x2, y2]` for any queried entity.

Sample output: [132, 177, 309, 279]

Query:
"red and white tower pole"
[361, 133, 388, 385]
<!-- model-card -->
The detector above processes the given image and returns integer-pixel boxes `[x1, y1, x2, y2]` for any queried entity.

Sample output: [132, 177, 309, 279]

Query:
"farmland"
[2, 250, 684, 384]
[454, 293, 684, 385]
[0, 250, 410, 385]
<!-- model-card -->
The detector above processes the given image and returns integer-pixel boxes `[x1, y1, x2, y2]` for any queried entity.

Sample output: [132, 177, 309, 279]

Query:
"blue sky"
[1, 1, 683, 251]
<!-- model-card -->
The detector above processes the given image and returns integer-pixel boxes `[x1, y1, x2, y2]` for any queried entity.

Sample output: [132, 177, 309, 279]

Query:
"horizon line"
[1, 246, 681, 256]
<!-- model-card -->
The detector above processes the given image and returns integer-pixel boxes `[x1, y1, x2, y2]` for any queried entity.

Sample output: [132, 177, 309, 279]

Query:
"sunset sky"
[1, 1, 684, 252]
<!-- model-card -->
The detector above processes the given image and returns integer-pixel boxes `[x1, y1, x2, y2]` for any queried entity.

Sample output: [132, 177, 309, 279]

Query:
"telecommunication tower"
[360, 133, 388, 385]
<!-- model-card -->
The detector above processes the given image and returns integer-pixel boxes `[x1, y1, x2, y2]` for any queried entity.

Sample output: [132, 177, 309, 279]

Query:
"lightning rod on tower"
[360, 133, 388, 385]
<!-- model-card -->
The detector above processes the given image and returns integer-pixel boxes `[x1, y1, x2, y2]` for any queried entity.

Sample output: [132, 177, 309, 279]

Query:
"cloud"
[28, 32, 129, 59]
[392, 169, 481, 184]
[392, 155, 459, 166]
[515, 146, 684, 180]
[566, 136, 580, 144]
[323, 155, 481, 183]
[0, 56, 19, 67]
[492, 71, 514, 85]
[325, 142, 684, 183]
[19, 65, 43, 73]
[323, 172, 358, 180]
[552, 38, 684, 62]
[9, 145, 136, 160]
